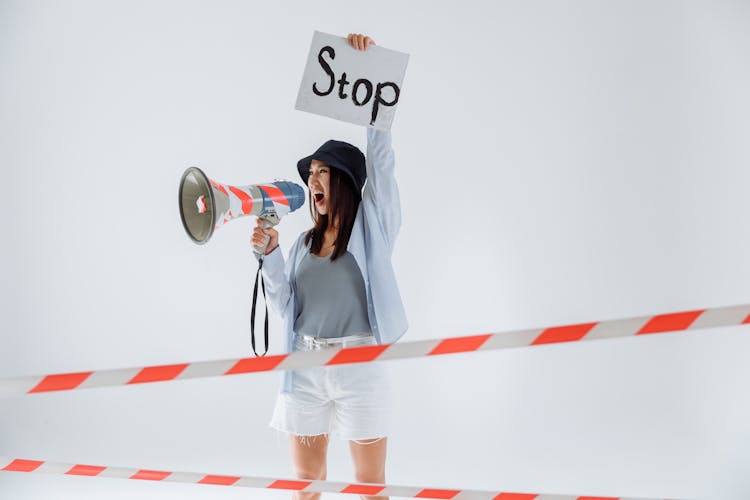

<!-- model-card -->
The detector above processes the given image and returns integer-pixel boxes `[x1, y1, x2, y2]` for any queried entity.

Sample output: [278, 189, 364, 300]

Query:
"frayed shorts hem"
[268, 422, 387, 443]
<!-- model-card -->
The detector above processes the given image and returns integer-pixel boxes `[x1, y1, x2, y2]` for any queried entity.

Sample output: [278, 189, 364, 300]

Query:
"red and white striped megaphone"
[178, 167, 306, 256]
[179, 166, 306, 356]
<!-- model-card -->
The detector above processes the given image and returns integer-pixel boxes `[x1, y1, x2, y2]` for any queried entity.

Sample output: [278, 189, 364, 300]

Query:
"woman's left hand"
[347, 33, 376, 51]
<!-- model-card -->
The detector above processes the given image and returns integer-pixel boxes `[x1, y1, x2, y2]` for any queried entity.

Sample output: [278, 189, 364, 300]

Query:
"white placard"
[295, 31, 409, 131]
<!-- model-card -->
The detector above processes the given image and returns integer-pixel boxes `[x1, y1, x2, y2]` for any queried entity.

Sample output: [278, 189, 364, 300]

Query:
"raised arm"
[347, 33, 403, 250]
[362, 128, 402, 250]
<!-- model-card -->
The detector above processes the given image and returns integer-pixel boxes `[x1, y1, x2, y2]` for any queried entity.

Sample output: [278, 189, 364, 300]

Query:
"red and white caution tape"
[2, 303, 748, 398]
[0, 457, 682, 500]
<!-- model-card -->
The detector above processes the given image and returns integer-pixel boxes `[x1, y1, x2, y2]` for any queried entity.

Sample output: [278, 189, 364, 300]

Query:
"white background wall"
[1, 1, 749, 499]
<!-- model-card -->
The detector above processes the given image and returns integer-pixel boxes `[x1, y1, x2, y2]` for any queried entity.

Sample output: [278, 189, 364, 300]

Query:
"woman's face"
[308, 160, 330, 215]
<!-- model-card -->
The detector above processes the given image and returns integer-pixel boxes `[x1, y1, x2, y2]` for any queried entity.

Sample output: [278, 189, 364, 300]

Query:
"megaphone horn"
[178, 166, 306, 245]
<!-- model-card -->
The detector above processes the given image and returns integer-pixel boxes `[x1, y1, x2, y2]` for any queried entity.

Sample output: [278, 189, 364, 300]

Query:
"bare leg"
[290, 434, 329, 500]
[349, 437, 388, 500]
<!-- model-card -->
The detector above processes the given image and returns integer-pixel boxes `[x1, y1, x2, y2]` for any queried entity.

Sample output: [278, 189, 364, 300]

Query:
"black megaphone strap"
[250, 256, 269, 357]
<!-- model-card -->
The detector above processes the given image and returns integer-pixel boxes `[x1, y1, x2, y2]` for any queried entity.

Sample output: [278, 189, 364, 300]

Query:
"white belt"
[295, 333, 374, 350]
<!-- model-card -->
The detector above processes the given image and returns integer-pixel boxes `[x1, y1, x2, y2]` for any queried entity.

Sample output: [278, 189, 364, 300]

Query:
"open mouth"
[314, 193, 324, 204]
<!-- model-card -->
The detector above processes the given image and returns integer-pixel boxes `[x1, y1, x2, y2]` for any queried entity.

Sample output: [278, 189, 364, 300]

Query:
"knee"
[291, 467, 326, 500]
[291, 434, 328, 481]
[293, 464, 327, 481]
[354, 466, 385, 484]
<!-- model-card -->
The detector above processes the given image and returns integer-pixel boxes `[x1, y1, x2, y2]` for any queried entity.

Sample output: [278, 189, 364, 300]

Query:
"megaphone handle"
[253, 218, 276, 258]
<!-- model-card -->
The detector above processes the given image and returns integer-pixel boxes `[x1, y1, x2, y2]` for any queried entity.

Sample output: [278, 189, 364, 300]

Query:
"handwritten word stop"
[295, 31, 409, 130]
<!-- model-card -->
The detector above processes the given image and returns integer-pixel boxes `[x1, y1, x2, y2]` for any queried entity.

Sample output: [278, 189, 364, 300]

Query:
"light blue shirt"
[255, 128, 409, 393]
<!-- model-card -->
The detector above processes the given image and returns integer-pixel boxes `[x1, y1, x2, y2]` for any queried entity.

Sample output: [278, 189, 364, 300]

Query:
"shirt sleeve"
[254, 244, 292, 317]
[362, 127, 402, 250]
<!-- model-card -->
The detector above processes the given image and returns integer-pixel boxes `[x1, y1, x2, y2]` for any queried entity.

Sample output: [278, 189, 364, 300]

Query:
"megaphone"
[179, 166, 306, 357]
[178, 167, 306, 255]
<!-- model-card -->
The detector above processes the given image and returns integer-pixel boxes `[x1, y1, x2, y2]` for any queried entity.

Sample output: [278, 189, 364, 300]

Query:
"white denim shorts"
[269, 334, 390, 441]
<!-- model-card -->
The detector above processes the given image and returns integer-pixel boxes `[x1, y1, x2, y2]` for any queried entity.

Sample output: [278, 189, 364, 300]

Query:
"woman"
[250, 33, 408, 500]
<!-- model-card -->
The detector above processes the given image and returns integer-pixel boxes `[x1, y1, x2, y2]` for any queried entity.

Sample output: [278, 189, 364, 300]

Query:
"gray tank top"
[293, 249, 372, 339]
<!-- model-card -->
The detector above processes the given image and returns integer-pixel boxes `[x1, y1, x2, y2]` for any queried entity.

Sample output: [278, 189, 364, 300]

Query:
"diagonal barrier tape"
[0, 456, 687, 499]
[1, 303, 748, 398]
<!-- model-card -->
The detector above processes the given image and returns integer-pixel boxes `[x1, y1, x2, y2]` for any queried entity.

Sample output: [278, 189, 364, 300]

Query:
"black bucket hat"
[297, 140, 367, 193]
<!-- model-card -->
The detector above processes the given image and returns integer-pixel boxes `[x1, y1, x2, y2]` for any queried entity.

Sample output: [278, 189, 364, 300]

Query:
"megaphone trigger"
[253, 214, 277, 258]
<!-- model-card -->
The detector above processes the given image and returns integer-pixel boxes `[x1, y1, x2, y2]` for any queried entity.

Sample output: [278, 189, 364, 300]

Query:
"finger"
[357, 33, 364, 50]
[365, 36, 374, 49]
[347, 33, 354, 47]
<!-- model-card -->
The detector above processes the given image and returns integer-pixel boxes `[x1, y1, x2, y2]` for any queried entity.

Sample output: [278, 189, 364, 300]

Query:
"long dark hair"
[304, 166, 361, 261]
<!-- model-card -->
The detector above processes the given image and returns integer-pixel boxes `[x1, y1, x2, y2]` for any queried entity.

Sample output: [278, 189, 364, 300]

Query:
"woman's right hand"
[347, 33, 375, 50]
[251, 218, 279, 255]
